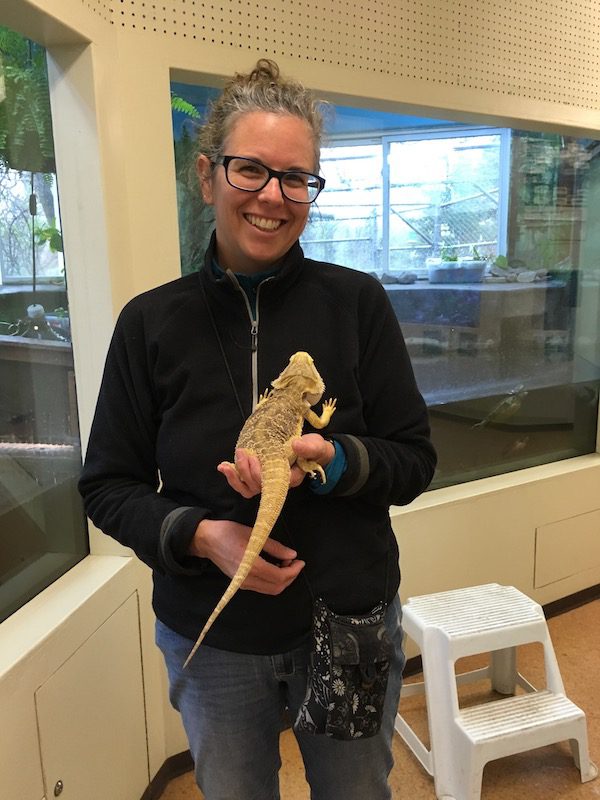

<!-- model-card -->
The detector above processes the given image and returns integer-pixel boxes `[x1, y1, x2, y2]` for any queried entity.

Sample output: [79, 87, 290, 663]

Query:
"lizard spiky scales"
[184, 352, 336, 667]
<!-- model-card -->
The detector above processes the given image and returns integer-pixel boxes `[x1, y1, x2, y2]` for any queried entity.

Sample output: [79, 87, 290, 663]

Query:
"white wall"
[1, 0, 599, 795]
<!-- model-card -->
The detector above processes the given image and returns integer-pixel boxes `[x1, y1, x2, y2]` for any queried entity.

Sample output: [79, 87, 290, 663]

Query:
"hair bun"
[196, 58, 325, 170]
[249, 58, 280, 84]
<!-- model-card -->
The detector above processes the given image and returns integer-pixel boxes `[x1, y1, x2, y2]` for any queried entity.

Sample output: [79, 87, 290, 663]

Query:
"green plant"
[0, 28, 65, 290]
[34, 219, 62, 252]
[471, 246, 487, 261]
[170, 93, 202, 119]
[440, 247, 458, 262]
[0, 27, 55, 173]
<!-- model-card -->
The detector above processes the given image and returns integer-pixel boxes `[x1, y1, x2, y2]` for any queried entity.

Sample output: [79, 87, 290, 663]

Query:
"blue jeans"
[155, 595, 405, 800]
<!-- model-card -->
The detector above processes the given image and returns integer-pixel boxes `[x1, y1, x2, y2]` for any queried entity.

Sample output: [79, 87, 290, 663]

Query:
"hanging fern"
[171, 92, 202, 119]
[0, 27, 55, 173]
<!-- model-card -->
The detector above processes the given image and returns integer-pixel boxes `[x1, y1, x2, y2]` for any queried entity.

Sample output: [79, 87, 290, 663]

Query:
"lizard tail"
[183, 454, 291, 668]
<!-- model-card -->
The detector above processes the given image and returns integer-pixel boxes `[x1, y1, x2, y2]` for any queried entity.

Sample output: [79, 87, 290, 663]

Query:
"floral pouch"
[294, 597, 392, 740]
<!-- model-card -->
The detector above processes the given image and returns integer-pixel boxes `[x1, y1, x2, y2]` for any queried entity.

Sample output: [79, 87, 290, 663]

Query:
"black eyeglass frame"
[212, 155, 325, 204]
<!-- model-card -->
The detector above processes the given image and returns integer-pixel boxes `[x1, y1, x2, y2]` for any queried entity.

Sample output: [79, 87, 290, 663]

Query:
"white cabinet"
[34, 593, 148, 800]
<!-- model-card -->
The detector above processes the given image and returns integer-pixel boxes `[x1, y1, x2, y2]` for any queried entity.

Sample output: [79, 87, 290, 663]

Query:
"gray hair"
[197, 59, 325, 170]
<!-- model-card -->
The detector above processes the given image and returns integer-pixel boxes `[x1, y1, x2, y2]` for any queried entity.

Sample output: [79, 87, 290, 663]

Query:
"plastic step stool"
[394, 583, 597, 800]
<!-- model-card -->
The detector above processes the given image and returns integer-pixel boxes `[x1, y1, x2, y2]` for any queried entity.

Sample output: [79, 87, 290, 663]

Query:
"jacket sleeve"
[78, 302, 207, 574]
[328, 280, 437, 507]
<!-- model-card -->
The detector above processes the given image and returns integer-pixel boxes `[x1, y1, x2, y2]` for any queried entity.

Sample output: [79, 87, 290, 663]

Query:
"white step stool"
[395, 583, 597, 800]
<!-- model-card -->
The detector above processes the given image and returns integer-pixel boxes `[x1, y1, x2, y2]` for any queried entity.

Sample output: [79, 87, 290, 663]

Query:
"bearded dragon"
[184, 351, 336, 667]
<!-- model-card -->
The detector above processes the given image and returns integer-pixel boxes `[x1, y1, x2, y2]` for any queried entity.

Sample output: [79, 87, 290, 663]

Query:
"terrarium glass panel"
[171, 81, 600, 490]
[0, 27, 88, 623]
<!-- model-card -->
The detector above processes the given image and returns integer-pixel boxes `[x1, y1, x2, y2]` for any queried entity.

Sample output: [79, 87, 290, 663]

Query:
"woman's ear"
[196, 155, 214, 204]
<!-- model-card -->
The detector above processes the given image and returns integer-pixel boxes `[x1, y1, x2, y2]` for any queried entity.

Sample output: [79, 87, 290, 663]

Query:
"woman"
[79, 59, 436, 799]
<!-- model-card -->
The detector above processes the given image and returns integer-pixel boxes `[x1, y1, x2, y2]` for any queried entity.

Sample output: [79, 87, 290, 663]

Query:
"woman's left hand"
[217, 433, 335, 497]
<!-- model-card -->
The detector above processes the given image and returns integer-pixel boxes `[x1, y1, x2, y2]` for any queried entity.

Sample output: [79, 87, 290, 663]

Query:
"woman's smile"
[244, 213, 284, 232]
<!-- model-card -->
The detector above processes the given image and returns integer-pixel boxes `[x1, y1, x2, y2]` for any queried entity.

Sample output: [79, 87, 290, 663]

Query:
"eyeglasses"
[213, 155, 325, 204]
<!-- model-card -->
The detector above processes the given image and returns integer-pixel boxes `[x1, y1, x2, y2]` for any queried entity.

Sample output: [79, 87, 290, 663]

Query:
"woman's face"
[198, 111, 316, 274]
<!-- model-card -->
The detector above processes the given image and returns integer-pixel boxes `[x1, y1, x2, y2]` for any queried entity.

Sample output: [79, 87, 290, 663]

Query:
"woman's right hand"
[188, 518, 305, 595]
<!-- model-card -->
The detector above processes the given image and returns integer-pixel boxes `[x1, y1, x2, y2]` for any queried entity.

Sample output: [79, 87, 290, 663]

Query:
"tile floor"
[160, 599, 600, 799]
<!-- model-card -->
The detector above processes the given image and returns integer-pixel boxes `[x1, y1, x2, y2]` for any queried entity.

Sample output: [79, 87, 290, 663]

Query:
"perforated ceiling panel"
[82, 0, 113, 23]
[88, 0, 600, 111]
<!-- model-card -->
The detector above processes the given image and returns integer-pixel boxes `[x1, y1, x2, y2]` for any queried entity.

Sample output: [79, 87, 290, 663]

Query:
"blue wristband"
[309, 439, 347, 495]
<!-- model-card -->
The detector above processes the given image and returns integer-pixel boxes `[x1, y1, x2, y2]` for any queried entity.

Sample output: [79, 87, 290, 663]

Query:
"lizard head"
[271, 351, 325, 405]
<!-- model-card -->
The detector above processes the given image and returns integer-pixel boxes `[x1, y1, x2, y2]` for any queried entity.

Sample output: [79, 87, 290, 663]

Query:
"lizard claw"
[257, 389, 273, 407]
[310, 465, 327, 483]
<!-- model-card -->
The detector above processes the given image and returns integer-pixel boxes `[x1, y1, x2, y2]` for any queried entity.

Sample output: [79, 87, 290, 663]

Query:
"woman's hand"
[189, 518, 304, 595]
[217, 433, 335, 496]
[289, 433, 335, 487]
[217, 448, 263, 498]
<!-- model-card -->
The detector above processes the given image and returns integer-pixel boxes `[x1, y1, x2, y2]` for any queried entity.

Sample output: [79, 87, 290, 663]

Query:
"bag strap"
[200, 278, 246, 425]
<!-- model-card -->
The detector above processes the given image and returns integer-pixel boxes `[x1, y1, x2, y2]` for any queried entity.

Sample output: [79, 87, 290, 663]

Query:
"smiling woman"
[80, 57, 436, 800]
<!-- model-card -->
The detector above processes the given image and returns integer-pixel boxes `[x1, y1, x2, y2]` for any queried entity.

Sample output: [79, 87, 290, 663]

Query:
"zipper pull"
[250, 320, 258, 352]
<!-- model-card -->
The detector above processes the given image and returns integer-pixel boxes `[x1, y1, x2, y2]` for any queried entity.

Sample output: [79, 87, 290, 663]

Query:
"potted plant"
[427, 247, 461, 283]
[456, 246, 488, 283]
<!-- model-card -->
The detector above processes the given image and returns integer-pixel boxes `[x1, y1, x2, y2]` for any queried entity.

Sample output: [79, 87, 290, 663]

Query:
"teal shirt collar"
[211, 258, 279, 314]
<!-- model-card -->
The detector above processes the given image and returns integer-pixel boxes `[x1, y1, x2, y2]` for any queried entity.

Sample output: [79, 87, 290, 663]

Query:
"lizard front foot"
[323, 397, 336, 411]
[321, 398, 336, 421]
[305, 398, 337, 429]
[256, 389, 273, 407]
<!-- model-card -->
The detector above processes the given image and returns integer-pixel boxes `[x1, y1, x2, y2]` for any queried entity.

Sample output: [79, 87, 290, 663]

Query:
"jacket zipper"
[226, 270, 273, 412]
[250, 315, 259, 410]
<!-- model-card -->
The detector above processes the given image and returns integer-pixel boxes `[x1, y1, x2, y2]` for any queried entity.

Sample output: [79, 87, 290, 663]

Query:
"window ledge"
[0, 554, 138, 678]
[392, 452, 600, 517]
[0, 283, 66, 294]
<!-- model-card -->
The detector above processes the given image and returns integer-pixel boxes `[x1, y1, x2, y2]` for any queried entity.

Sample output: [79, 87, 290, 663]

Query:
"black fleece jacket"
[79, 238, 437, 654]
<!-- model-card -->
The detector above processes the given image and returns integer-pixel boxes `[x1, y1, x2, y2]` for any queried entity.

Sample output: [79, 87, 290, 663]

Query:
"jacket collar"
[198, 231, 305, 301]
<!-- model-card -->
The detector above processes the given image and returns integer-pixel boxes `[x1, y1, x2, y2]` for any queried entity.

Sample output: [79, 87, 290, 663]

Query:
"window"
[171, 82, 600, 490]
[0, 27, 88, 623]
[387, 131, 508, 273]
[306, 129, 509, 276]
[305, 143, 383, 273]
[0, 170, 65, 285]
